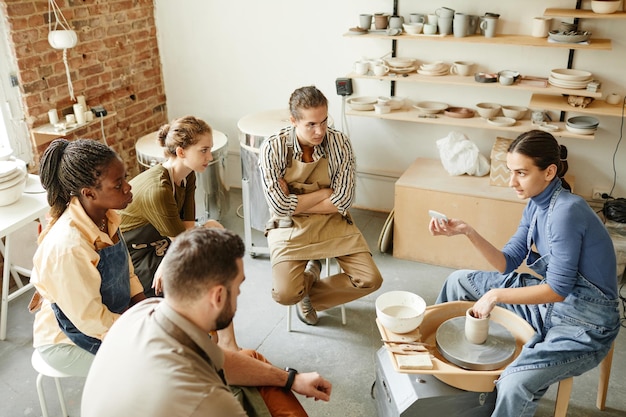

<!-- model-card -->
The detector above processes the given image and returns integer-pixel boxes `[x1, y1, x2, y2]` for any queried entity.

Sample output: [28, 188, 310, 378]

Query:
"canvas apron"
[266, 134, 369, 264]
[51, 230, 131, 354]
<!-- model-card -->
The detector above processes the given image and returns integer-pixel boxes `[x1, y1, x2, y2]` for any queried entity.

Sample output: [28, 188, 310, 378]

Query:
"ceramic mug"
[480, 16, 498, 38]
[354, 61, 369, 75]
[438, 16, 453, 35]
[531, 17, 552, 38]
[374, 13, 389, 29]
[435, 7, 455, 18]
[48, 109, 59, 125]
[427, 14, 438, 25]
[453, 13, 468, 37]
[423, 23, 437, 35]
[359, 14, 373, 29]
[389, 15, 404, 29]
[450, 61, 475, 76]
[409, 13, 425, 23]
[465, 308, 490, 344]
[373, 64, 390, 76]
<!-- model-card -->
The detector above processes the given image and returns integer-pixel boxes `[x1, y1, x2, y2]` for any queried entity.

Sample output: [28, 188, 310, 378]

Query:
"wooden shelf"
[530, 94, 626, 117]
[344, 32, 612, 50]
[30, 112, 117, 146]
[346, 72, 603, 98]
[346, 108, 596, 140]
[544, 8, 626, 19]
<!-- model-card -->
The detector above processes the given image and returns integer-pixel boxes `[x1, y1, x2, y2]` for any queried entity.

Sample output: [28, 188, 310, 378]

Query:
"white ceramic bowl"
[388, 97, 405, 110]
[413, 101, 448, 114]
[487, 116, 517, 127]
[0, 174, 26, 206]
[475, 102, 502, 118]
[385, 57, 415, 68]
[591, 0, 621, 14]
[374, 104, 391, 114]
[502, 105, 528, 120]
[567, 115, 600, 128]
[0, 147, 12, 161]
[565, 124, 597, 135]
[376, 291, 426, 334]
[403, 22, 423, 35]
[550, 68, 593, 81]
[347, 96, 377, 111]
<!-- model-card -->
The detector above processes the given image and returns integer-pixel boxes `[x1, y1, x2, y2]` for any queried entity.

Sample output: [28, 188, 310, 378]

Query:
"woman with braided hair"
[430, 130, 619, 417]
[30, 138, 146, 376]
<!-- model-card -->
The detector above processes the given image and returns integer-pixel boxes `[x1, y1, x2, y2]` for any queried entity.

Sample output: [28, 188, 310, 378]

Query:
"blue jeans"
[437, 269, 620, 417]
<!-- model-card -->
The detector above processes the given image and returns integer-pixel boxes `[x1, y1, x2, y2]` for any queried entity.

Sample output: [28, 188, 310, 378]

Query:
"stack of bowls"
[566, 115, 599, 135]
[347, 96, 377, 111]
[0, 157, 28, 206]
[385, 57, 416, 74]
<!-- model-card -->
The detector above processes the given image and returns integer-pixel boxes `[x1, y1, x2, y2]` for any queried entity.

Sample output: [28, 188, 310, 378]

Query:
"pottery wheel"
[435, 317, 516, 371]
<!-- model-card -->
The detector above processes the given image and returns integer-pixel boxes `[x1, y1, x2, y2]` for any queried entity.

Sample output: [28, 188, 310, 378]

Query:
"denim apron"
[51, 230, 131, 354]
[499, 184, 620, 381]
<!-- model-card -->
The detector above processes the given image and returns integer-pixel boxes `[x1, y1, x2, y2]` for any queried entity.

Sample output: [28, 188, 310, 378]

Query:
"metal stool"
[287, 258, 346, 331]
[553, 342, 615, 417]
[31, 350, 71, 417]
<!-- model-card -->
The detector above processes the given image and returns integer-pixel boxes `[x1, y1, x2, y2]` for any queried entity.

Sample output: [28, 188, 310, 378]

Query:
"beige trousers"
[271, 251, 383, 311]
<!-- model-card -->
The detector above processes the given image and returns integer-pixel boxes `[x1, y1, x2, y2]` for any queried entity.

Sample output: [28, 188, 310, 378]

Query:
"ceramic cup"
[73, 104, 85, 123]
[354, 60, 369, 75]
[438, 16, 453, 35]
[606, 93, 623, 105]
[465, 308, 490, 344]
[409, 13, 425, 23]
[66, 114, 76, 124]
[450, 61, 475, 76]
[531, 110, 547, 124]
[427, 14, 438, 25]
[423, 23, 437, 35]
[48, 109, 59, 125]
[531, 17, 552, 38]
[389, 15, 404, 29]
[374, 13, 389, 30]
[359, 14, 373, 29]
[435, 7, 455, 18]
[453, 13, 468, 37]
[480, 16, 498, 38]
[373, 64, 390, 76]
[467, 15, 480, 35]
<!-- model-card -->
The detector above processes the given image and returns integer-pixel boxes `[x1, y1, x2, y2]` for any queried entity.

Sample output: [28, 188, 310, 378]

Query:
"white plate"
[0, 160, 19, 178]
[548, 77, 590, 89]
[550, 68, 593, 81]
[23, 174, 46, 194]
[417, 69, 448, 76]
[487, 116, 516, 127]
[413, 101, 448, 114]
[385, 58, 415, 68]
[0, 169, 26, 191]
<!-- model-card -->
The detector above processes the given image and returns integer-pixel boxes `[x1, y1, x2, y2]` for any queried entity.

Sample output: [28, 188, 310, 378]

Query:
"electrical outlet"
[592, 188, 610, 200]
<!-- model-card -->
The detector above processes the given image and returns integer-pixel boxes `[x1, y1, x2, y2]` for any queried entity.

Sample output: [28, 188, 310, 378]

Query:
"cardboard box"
[489, 137, 513, 187]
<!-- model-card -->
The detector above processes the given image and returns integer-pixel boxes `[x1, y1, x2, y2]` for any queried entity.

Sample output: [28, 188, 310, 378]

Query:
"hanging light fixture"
[48, 0, 78, 100]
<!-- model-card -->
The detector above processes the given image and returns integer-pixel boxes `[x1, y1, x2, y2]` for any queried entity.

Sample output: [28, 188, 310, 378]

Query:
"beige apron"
[267, 137, 370, 265]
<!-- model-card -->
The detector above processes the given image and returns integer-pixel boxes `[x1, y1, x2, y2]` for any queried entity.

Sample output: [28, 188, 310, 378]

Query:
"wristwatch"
[284, 367, 298, 391]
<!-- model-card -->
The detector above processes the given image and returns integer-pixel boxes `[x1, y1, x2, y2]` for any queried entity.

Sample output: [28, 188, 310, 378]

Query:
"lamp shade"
[48, 30, 77, 49]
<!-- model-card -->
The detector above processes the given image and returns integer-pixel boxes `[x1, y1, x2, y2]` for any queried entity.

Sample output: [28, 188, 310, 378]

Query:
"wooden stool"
[553, 342, 615, 417]
[287, 258, 346, 331]
[31, 350, 72, 417]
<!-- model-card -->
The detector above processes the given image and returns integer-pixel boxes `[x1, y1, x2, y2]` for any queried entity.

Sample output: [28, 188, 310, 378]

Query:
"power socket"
[592, 188, 610, 200]
[91, 105, 107, 117]
[335, 78, 353, 96]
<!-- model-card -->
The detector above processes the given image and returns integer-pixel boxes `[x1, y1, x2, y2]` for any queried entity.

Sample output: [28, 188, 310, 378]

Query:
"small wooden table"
[0, 175, 48, 340]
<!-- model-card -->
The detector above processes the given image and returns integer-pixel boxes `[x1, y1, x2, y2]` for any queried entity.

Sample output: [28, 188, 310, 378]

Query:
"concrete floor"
[1, 188, 625, 417]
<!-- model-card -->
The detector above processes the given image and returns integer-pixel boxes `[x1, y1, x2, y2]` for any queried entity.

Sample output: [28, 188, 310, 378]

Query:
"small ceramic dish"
[502, 105, 528, 120]
[548, 30, 591, 43]
[474, 72, 498, 83]
[550, 68, 593, 81]
[475, 102, 502, 118]
[566, 115, 599, 128]
[413, 101, 448, 114]
[487, 116, 516, 127]
[444, 107, 475, 118]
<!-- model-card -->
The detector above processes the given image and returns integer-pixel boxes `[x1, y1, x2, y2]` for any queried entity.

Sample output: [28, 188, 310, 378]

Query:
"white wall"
[154, 0, 625, 212]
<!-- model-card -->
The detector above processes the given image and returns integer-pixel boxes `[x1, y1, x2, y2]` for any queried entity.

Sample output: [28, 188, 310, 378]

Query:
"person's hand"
[202, 219, 224, 229]
[472, 290, 499, 318]
[292, 372, 332, 402]
[152, 261, 165, 296]
[428, 217, 468, 237]
[278, 178, 290, 195]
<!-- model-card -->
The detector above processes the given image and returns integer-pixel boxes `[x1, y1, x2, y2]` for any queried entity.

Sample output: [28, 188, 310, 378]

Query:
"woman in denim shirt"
[430, 130, 620, 417]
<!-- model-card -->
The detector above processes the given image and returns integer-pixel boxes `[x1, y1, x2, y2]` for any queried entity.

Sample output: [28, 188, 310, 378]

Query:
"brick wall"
[0, 0, 167, 176]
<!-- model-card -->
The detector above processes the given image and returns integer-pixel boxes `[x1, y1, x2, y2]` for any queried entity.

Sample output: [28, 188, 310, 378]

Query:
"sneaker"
[296, 295, 319, 325]
[305, 259, 322, 283]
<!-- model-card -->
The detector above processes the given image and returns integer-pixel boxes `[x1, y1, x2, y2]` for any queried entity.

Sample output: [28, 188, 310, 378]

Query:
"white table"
[0, 175, 48, 340]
